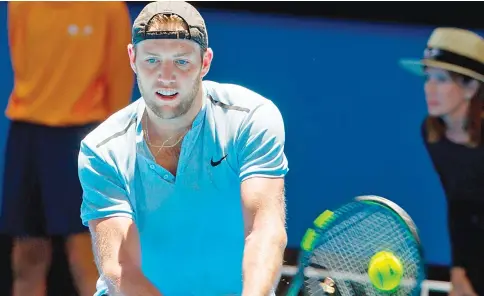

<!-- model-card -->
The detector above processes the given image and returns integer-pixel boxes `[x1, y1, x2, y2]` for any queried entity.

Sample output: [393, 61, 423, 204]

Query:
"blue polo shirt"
[78, 80, 289, 296]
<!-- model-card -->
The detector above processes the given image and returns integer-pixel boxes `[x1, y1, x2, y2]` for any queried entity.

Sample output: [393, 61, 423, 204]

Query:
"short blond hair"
[142, 14, 205, 59]
[146, 14, 188, 32]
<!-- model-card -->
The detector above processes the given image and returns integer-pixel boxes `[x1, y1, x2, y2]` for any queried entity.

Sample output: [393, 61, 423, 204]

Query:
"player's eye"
[175, 59, 190, 67]
[146, 58, 159, 64]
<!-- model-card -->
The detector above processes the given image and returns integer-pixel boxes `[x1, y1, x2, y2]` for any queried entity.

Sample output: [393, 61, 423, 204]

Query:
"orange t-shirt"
[6, 2, 134, 127]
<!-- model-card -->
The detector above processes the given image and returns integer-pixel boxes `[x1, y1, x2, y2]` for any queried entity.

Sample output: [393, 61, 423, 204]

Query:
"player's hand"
[449, 267, 477, 296]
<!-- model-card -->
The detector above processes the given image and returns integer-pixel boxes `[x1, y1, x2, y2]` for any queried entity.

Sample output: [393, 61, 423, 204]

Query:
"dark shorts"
[0, 121, 99, 237]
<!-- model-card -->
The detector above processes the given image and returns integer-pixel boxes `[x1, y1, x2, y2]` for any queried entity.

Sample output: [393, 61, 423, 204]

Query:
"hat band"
[143, 30, 191, 41]
[132, 28, 206, 50]
[424, 47, 484, 77]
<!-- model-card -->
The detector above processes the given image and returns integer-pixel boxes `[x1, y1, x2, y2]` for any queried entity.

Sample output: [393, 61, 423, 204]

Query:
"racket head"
[355, 195, 423, 251]
[288, 195, 425, 296]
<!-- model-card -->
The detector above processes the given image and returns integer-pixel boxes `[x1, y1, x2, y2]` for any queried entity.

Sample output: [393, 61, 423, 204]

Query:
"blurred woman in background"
[400, 27, 484, 296]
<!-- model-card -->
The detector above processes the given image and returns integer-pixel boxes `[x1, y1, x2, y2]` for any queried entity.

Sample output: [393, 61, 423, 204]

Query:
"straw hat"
[399, 27, 484, 82]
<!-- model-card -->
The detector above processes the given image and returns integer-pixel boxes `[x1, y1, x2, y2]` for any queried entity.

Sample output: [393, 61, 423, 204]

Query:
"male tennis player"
[400, 28, 484, 296]
[78, 1, 289, 295]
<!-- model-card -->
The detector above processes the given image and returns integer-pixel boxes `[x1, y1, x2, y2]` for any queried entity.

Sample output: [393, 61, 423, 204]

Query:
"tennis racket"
[285, 195, 425, 296]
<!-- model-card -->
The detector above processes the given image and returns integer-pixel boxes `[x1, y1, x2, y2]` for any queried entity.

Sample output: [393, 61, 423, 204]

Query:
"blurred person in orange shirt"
[0, 2, 134, 296]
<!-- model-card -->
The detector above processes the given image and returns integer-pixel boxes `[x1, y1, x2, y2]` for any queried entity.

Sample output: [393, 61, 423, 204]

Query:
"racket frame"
[285, 195, 426, 296]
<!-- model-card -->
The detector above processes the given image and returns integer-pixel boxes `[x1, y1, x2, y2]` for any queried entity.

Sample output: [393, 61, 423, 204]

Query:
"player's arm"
[237, 102, 289, 296]
[106, 2, 134, 114]
[241, 177, 287, 296]
[79, 142, 162, 296]
[88, 217, 162, 296]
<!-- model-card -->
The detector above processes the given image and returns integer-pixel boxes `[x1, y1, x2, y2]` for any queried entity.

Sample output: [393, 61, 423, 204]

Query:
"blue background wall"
[0, 2, 476, 266]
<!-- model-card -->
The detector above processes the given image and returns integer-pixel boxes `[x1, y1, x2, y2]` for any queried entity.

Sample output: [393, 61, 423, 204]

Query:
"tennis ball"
[368, 251, 403, 291]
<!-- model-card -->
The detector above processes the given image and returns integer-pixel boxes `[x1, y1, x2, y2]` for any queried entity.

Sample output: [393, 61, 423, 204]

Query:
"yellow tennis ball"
[368, 251, 404, 291]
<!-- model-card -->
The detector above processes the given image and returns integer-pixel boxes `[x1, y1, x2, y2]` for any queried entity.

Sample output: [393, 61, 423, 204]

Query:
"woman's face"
[423, 67, 470, 117]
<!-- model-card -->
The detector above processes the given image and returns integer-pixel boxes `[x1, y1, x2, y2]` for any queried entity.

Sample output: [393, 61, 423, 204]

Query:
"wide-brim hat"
[399, 27, 484, 82]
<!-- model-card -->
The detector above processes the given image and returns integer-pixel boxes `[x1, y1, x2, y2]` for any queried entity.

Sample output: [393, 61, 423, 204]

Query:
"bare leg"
[65, 232, 99, 296]
[11, 237, 52, 296]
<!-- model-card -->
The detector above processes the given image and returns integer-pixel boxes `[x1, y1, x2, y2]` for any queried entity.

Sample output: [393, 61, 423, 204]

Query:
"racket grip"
[285, 274, 303, 296]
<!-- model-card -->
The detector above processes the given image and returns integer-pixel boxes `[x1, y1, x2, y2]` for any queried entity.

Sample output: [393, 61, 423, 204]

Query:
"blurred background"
[0, 1, 481, 295]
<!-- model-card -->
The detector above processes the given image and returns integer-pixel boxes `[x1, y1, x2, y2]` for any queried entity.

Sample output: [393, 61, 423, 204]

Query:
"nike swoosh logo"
[211, 154, 228, 167]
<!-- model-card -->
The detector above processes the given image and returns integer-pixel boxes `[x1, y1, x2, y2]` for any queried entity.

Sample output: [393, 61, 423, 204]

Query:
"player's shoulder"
[81, 99, 141, 154]
[203, 80, 276, 113]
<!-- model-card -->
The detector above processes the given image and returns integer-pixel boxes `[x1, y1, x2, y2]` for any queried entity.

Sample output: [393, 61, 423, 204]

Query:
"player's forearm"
[241, 227, 287, 296]
[104, 265, 163, 296]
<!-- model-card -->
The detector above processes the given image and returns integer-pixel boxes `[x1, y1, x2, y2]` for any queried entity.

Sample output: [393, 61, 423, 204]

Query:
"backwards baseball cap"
[132, 1, 208, 50]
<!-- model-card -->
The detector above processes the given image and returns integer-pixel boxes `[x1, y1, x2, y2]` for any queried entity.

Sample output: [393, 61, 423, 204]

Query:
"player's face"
[424, 67, 469, 117]
[130, 39, 212, 120]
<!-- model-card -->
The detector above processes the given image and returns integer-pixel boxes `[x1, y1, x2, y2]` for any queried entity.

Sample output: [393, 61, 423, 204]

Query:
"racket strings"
[304, 202, 424, 296]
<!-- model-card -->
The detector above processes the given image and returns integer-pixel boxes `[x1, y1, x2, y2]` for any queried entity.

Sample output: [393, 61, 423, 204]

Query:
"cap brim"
[399, 58, 425, 77]
[399, 58, 484, 83]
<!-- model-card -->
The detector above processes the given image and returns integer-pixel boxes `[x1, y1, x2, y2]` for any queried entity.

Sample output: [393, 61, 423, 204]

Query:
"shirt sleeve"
[8, 2, 24, 76]
[78, 141, 134, 226]
[237, 101, 289, 182]
[7, 3, 18, 49]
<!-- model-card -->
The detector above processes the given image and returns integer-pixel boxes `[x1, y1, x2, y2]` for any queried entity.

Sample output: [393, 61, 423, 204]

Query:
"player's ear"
[127, 44, 137, 74]
[200, 47, 213, 78]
